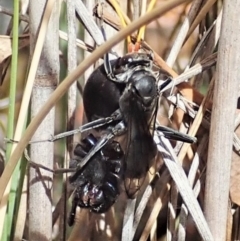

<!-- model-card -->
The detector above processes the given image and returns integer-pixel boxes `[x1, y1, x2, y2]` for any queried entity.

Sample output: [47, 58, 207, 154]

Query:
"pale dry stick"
[20, 0, 29, 14]
[141, 0, 147, 18]
[0, 0, 56, 237]
[162, 4, 188, 60]
[59, 0, 78, 239]
[28, 0, 59, 239]
[67, 1, 78, 75]
[177, 205, 188, 241]
[177, 76, 214, 163]
[166, 0, 203, 67]
[150, 220, 157, 241]
[132, 0, 140, 21]
[0, 0, 192, 207]
[66, 0, 77, 141]
[122, 199, 137, 241]
[233, 133, 240, 153]
[226, 200, 233, 241]
[154, 135, 213, 241]
[186, 0, 218, 41]
[82, 0, 96, 85]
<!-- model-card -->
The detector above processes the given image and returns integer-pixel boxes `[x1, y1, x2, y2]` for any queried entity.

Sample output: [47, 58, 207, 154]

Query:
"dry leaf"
[0, 34, 29, 63]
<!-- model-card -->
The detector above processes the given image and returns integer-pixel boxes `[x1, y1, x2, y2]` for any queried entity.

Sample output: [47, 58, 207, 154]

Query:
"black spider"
[68, 134, 124, 226]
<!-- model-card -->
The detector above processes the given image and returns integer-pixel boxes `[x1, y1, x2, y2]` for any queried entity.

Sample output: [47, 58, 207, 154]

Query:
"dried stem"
[204, 0, 240, 240]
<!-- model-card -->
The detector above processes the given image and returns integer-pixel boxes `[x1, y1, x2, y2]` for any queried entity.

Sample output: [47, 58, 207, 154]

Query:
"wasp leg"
[156, 125, 197, 144]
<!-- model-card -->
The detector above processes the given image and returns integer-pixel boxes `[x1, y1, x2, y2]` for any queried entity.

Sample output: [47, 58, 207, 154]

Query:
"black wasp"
[83, 52, 159, 197]
[68, 51, 196, 224]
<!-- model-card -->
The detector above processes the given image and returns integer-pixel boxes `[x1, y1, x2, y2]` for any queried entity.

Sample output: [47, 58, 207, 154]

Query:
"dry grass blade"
[186, 0, 218, 41]
[177, 77, 214, 163]
[75, 0, 104, 46]
[154, 135, 213, 241]
[138, 171, 171, 241]
[160, 53, 217, 95]
[153, 51, 210, 109]
[0, 35, 29, 63]
[166, 0, 203, 67]
[189, 9, 222, 66]
[177, 134, 208, 241]
[131, 172, 168, 239]
[122, 198, 136, 241]
[132, 185, 153, 234]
